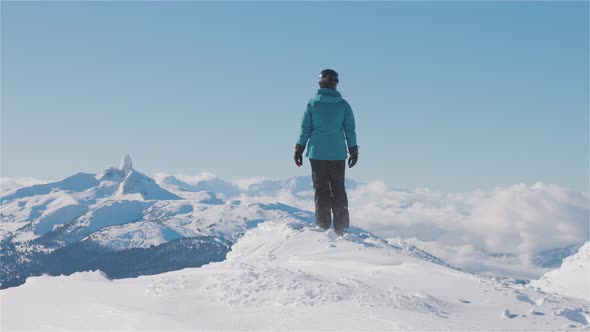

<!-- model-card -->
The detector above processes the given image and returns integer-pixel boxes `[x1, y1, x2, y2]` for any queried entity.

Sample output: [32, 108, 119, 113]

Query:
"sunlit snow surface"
[2, 219, 589, 331]
[531, 242, 590, 300]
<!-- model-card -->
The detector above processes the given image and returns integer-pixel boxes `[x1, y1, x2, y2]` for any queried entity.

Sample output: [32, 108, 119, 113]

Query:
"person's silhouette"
[294, 69, 358, 236]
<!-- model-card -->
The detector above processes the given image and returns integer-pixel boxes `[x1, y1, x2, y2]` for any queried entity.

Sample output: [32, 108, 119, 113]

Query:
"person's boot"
[333, 211, 349, 236]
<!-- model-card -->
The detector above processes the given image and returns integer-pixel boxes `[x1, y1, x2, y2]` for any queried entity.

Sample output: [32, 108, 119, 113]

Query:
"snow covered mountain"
[3, 155, 588, 290]
[155, 172, 357, 199]
[2, 156, 589, 330]
[156, 173, 243, 198]
[0, 177, 46, 193]
[0, 155, 317, 289]
[530, 241, 590, 300]
[2, 219, 589, 330]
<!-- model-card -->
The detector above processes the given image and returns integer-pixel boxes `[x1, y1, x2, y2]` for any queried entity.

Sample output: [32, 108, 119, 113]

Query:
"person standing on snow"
[294, 69, 358, 236]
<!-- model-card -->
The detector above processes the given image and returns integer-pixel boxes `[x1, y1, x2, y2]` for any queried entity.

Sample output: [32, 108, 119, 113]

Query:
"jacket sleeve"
[297, 103, 313, 147]
[344, 102, 357, 148]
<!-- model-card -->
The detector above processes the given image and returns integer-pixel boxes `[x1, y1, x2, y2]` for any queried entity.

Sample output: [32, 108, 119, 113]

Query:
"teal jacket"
[297, 88, 357, 160]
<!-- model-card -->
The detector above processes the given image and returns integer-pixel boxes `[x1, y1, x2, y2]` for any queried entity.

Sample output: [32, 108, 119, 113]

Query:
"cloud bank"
[8, 171, 586, 279]
[219, 177, 589, 279]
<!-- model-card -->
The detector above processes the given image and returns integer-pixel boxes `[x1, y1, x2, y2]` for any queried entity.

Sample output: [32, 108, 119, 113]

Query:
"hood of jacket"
[314, 88, 342, 103]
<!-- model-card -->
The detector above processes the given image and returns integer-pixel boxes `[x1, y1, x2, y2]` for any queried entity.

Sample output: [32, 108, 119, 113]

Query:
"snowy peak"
[1, 156, 181, 241]
[530, 241, 589, 300]
[115, 169, 180, 201]
[564, 241, 590, 268]
[120, 154, 133, 176]
[95, 154, 134, 182]
[91, 154, 180, 201]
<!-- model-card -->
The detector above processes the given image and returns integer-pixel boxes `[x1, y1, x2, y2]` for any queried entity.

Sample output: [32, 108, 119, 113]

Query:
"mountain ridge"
[0, 156, 403, 290]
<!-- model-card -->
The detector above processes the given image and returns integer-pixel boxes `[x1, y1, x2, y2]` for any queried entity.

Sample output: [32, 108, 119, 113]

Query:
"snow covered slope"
[0, 177, 46, 193]
[0, 156, 178, 247]
[530, 242, 590, 300]
[2, 219, 588, 331]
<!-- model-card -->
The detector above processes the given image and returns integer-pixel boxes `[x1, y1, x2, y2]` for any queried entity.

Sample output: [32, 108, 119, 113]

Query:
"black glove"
[294, 144, 305, 167]
[348, 146, 359, 168]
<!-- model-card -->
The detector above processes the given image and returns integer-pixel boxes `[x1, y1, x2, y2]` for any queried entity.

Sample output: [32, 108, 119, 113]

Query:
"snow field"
[2, 219, 588, 331]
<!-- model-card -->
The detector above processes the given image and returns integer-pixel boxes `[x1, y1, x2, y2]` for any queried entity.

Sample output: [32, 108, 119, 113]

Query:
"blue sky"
[1, 1, 588, 192]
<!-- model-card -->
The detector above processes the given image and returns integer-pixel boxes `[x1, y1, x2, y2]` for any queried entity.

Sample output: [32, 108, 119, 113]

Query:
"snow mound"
[530, 241, 590, 300]
[200, 220, 459, 314]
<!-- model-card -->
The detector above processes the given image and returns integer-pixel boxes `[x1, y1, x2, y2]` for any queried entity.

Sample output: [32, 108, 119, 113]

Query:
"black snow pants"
[310, 159, 350, 235]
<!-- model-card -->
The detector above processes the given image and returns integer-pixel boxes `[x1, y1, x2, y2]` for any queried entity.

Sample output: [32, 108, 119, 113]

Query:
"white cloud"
[230, 176, 278, 190]
[152, 172, 218, 185]
[348, 181, 589, 278]
[233, 178, 588, 278]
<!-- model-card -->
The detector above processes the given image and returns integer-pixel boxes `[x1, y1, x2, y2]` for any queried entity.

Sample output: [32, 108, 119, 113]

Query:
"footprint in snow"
[458, 299, 471, 304]
[516, 294, 537, 305]
[502, 309, 518, 319]
[555, 308, 589, 326]
[529, 310, 545, 316]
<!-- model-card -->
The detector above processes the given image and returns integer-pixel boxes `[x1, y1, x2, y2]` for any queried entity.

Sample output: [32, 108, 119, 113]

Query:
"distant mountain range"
[0, 155, 307, 288]
[0, 155, 358, 289]
[1, 155, 586, 292]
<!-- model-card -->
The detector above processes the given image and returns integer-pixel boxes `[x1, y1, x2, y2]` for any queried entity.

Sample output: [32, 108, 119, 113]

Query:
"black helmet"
[318, 69, 339, 88]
